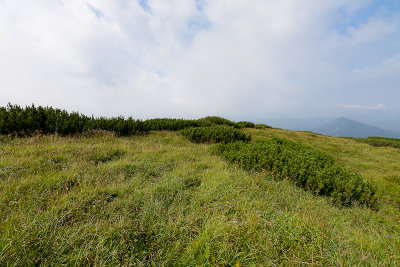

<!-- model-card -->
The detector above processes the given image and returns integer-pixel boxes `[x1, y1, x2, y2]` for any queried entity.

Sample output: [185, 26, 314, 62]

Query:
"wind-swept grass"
[246, 128, 400, 207]
[0, 131, 399, 265]
[351, 136, 400, 149]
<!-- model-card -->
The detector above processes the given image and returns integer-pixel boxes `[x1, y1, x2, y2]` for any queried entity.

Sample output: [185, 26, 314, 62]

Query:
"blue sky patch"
[88, 4, 104, 19]
[155, 70, 165, 77]
[335, 1, 400, 35]
[139, 0, 152, 13]
[195, 0, 206, 11]
[181, 16, 211, 42]
[188, 17, 211, 31]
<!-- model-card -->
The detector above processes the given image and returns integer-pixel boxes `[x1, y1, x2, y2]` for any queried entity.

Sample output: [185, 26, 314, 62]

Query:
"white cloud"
[0, 0, 399, 120]
[327, 14, 400, 48]
[337, 103, 385, 110]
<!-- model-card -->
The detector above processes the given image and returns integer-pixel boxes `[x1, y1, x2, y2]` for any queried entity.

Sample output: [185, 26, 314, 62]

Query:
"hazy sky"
[1, 0, 400, 121]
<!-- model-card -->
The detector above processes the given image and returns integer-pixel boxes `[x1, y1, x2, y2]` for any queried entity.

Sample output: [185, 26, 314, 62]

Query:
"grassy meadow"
[246, 128, 400, 206]
[0, 129, 399, 265]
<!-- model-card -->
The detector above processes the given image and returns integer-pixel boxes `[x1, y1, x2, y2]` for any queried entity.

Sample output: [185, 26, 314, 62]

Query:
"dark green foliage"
[197, 116, 237, 127]
[255, 123, 272, 129]
[0, 103, 147, 136]
[143, 118, 204, 131]
[235, 121, 255, 128]
[181, 126, 251, 144]
[143, 116, 239, 132]
[89, 116, 147, 136]
[137, 116, 238, 132]
[0, 103, 251, 135]
[217, 137, 377, 206]
[128, 116, 250, 132]
[351, 136, 400, 149]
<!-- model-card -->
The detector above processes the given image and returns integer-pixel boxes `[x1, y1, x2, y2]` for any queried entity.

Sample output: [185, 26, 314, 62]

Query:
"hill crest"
[313, 117, 400, 138]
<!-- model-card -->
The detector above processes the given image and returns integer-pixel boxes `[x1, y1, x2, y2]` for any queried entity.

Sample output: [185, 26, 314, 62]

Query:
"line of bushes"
[181, 126, 251, 144]
[197, 116, 257, 129]
[0, 104, 264, 136]
[143, 118, 204, 131]
[0, 104, 148, 136]
[217, 137, 377, 207]
[351, 136, 400, 149]
[142, 117, 258, 132]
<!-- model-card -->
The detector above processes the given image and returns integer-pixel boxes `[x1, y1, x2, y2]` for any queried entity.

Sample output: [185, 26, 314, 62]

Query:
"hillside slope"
[313, 117, 400, 138]
[0, 131, 399, 265]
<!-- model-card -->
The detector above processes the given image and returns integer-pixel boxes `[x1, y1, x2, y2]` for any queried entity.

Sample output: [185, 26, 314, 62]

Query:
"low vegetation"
[0, 132, 399, 265]
[351, 136, 400, 149]
[0, 103, 147, 136]
[0, 104, 399, 265]
[255, 123, 272, 129]
[246, 128, 400, 205]
[235, 121, 255, 129]
[0, 104, 256, 137]
[197, 116, 237, 127]
[181, 126, 251, 144]
[217, 137, 377, 206]
[143, 118, 195, 131]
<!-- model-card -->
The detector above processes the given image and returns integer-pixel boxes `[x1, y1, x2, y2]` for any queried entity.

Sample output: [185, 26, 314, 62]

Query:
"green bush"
[255, 123, 272, 129]
[217, 137, 377, 207]
[181, 126, 251, 144]
[197, 116, 237, 127]
[142, 116, 246, 132]
[351, 136, 400, 149]
[235, 121, 255, 128]
[0, 103, 147, 136]
[0, 104, 256, 135]
[143, 118, 201, 131]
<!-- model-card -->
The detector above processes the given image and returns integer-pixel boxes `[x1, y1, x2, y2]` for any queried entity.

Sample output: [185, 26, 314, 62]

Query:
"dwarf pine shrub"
[217, 137, 377, 207]
[128, 116, 239, 132]
[197, 116, 238, 127]
[143, 118, 202, 131]
[0, 103, 147, 136]
[181, 126, 251, 144]
[235, 121, 255, 128]
[255, 123, 272, 129]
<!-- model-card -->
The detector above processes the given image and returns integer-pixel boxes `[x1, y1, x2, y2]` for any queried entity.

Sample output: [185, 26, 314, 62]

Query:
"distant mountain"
[265, 117, 332, 131]
[348, 110, 400, 133]
[313, 117, 400, 138]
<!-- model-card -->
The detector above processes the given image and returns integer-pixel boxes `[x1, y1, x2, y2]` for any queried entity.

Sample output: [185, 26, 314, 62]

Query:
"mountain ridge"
[313, 117, 400, 138]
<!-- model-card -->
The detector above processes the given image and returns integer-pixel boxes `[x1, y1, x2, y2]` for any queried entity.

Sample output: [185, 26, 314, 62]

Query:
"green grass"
[217, 138, 377, 206]
[246, 128, 400, 206]
[1, 131, 399, 265]
[351, 136, 400, 149]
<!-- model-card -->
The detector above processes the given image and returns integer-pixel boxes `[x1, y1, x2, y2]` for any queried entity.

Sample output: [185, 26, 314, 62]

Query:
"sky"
[1, 0, 400, 128]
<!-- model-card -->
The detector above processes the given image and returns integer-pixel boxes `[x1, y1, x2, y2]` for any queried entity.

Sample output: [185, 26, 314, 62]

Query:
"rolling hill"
[313, 117, 400, 138]
[0, 108, 399, 265]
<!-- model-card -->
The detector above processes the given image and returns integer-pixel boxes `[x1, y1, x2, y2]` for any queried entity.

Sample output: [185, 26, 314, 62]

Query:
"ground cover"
[0, 130, 399, 265]
[246, 128, 400, 206]
[351, 136, 400, 149]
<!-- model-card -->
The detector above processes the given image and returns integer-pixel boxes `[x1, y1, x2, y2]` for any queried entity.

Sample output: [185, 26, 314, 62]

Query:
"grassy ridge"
[0, 131, 399, 265]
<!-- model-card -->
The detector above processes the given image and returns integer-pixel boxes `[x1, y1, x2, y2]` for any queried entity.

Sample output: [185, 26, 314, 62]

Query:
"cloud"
[337, 103, 386, 110]
[0, 0, 400, 120]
